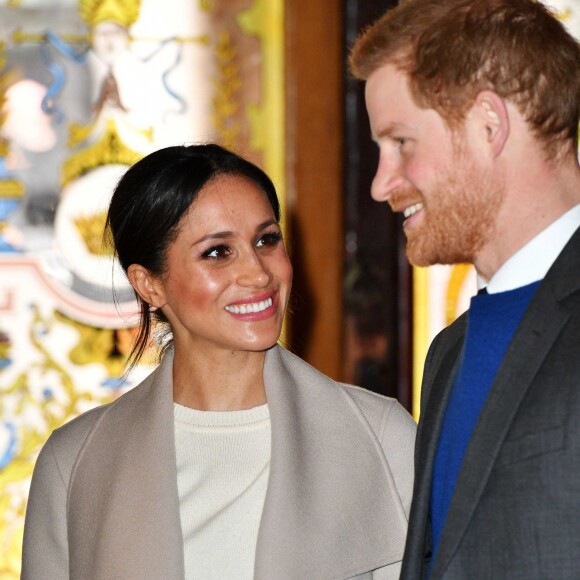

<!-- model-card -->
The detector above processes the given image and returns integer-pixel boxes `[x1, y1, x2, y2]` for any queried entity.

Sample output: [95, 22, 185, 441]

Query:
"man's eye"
[257, 232, 283, 248]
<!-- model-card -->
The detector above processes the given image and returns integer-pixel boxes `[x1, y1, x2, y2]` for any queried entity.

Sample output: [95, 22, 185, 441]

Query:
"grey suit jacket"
[22, 345, 416, 580]
[401, 226, 580, 579]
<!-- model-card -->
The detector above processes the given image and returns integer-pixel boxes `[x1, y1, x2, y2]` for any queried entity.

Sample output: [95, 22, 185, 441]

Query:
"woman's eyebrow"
[192, 231, 234, 246]
[191, 220, 278, 246]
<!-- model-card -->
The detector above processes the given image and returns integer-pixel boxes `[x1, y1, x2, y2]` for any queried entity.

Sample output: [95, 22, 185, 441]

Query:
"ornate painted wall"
[0, 0, 284, 576]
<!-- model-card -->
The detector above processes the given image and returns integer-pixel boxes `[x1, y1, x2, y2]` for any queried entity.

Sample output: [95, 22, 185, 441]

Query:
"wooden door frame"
[284, 1, 344, 379]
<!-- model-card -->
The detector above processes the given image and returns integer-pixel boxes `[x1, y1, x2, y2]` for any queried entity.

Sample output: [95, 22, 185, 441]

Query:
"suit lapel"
[255, 346, 408, 579]
[401, 320, 465, 579]
[432, 227, 580, 579]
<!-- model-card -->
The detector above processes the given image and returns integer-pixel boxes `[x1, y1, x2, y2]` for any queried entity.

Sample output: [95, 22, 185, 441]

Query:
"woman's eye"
[202, 245, 231, 259]
[257, 231, 282, 248]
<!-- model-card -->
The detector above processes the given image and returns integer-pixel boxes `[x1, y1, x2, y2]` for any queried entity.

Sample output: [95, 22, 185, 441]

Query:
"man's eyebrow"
[373, 122, 409, 141]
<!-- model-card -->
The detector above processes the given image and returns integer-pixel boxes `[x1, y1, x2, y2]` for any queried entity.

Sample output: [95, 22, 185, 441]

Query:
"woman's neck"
[171, 345, 267, 411]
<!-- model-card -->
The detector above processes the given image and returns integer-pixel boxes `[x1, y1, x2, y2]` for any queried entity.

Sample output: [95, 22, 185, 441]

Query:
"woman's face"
[146, 174, 292, 355]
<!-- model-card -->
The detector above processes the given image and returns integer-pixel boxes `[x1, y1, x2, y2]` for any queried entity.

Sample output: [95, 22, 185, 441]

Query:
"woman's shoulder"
[273, 345, 415, 438]
[43, 363, 163, 474]
[32, 400, 114, 493]
[338, 382, 416, 442]
[336, 383, 416, 517]
[49, 395, 114, 449]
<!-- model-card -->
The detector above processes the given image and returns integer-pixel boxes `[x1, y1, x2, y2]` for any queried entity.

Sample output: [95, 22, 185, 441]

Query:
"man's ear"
[127, 264, 166, 308]
[472, 90, 510, 158]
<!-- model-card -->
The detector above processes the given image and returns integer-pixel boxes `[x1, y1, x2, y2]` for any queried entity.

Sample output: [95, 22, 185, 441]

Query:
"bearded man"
[351, 0, 580, 578]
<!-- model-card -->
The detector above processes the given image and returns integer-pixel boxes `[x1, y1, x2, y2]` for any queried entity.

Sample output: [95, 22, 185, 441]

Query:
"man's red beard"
[391, 167, 504, 267]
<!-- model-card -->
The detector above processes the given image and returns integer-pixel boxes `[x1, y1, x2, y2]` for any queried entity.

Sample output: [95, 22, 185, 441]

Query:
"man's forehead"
[365, 68, 420, 126]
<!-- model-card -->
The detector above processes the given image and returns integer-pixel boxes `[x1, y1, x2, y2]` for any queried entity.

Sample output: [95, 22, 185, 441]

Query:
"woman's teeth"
[225, 297, 273, 314]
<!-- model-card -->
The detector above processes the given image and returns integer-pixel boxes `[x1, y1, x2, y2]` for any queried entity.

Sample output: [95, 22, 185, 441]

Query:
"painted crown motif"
[78, 0, 141, 28]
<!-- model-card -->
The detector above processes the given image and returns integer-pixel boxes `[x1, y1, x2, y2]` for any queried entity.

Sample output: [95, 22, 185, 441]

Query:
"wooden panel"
[342, 0, 413, 409]
[284, 1, 344, 379]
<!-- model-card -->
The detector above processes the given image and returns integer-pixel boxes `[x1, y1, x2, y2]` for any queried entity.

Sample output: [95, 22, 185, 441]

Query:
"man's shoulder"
[544, 223, 580, 301]
[429, 310, 469, 356]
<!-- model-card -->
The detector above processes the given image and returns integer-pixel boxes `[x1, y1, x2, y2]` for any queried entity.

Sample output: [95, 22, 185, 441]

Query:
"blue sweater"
[430, 281, 540, 565]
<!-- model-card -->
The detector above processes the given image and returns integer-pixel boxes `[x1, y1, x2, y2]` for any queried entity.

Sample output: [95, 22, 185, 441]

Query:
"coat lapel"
[431, 227, 580, 579]
[255, 346, 409, 579]
[68, 352, 184, 580]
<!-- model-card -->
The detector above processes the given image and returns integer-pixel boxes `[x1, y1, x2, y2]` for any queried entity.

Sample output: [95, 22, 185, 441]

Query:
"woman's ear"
[472, 90, 510, 158]
[127, 264, 166, 308]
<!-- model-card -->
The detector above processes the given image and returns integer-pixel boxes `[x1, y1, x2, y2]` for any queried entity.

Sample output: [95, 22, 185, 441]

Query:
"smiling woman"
[21, 144, 416, 580]
[126, 170, 293, 409]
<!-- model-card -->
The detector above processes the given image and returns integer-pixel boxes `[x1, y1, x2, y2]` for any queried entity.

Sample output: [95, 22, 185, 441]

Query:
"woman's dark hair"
[106, 143, 281, 371]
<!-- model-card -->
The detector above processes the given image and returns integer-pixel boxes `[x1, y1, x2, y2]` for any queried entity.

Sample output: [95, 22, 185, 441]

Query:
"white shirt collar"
[477, 204, 580, 294]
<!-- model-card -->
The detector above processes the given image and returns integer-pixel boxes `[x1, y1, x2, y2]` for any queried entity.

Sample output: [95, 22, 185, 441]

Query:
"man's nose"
[370, 151, 403, 202]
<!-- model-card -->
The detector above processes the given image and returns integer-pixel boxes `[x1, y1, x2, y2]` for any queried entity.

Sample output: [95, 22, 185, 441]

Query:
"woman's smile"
[224, 291, 276, 317]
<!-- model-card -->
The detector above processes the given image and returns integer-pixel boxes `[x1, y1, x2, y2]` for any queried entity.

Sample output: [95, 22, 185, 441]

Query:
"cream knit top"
[173, 403, 271, 579]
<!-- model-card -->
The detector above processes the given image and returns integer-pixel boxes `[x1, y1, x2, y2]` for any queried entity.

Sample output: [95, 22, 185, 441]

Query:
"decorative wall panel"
[0, 0, 284, 575]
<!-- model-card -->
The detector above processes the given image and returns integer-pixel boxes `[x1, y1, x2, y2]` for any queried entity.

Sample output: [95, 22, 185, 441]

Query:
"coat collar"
[430, 226, 580, 579]
[256, 346, 408, 579]
[68, 345, 407, 579]
[68, 351, 184, 579]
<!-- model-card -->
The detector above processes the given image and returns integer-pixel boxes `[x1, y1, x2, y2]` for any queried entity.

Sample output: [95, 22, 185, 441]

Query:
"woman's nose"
[237, 252, 272, 287]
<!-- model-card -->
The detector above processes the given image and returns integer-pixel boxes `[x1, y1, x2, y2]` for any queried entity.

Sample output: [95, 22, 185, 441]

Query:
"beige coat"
[22, 345, 415, 580]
